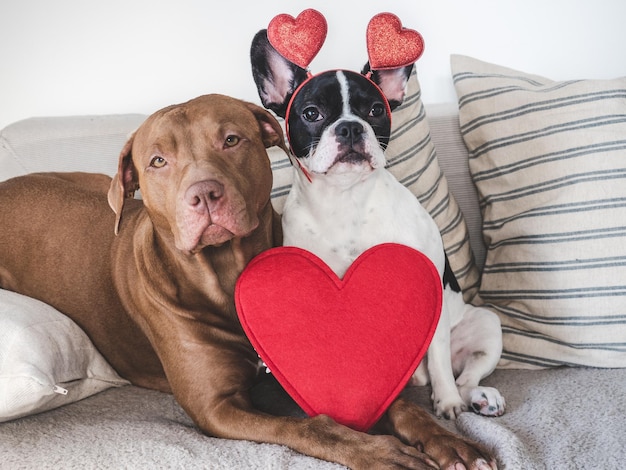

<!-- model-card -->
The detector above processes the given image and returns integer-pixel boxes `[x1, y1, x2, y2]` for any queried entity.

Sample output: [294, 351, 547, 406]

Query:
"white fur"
[282, 73, 505, 418]
[283, 165, 444, 278]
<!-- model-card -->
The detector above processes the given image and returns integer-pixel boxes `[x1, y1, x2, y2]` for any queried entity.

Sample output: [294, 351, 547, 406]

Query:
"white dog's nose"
[336, 121, 364, 145]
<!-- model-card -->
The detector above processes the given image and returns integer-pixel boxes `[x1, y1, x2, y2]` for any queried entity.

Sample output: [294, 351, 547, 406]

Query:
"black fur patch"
[443, 255, 461, 293]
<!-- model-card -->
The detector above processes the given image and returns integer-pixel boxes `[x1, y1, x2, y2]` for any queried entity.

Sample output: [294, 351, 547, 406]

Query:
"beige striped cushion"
[452, 54, 626, 368]
[267, 66, 481, 300]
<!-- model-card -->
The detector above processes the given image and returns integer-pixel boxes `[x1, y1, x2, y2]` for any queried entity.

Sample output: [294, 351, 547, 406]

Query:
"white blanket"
[1, 364, 623, 469]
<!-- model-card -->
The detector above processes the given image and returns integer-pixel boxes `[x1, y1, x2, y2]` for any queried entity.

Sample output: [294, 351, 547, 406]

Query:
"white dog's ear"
[108, 133, 140, 235]
[250, 30, 309, 118]
[363, 63, 413, 111]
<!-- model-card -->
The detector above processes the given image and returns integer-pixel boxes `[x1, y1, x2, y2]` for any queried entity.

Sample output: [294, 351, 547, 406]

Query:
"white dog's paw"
[464, 386, 506, 417]
[432, 391, 467, 419]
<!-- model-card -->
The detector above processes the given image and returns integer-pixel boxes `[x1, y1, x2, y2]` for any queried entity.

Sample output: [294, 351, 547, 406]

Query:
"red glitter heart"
[367, 13, 424, 70]
[267, 9, 327, 69]
[235, 244, 442, 431]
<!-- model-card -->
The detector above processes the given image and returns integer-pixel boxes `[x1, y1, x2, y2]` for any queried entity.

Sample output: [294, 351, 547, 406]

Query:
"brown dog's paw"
[346, 434, 439, 470]
[383, 397, 497, 469]
[422, 433, 497, 470]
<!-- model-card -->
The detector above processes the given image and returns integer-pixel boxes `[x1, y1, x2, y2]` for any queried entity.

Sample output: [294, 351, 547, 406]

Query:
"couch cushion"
[452, 54, 626, 368]
[0, 290, 128, 422]
[269, 66, 481, 300]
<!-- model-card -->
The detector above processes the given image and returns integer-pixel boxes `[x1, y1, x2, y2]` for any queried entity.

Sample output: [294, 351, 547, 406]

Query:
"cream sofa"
[1, 57, 625, 468]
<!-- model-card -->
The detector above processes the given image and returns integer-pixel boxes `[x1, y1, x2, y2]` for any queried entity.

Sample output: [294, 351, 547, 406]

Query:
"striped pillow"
[267, 66, 481, 300]
[451, 54, 626, 368]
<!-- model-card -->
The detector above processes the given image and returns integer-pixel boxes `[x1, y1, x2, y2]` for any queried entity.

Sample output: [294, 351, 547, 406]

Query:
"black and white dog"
[251, 31, 505, 419]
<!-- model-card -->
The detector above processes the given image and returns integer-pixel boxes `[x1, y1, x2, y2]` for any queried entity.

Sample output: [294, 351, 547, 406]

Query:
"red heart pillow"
[235, 243, 441, 431]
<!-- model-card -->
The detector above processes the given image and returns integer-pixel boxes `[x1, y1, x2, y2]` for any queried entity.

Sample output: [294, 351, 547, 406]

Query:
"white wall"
[1, 0, 625, 129]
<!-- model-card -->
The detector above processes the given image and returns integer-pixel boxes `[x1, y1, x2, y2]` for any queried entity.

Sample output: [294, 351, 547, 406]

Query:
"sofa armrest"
[0, 114, 146, 182]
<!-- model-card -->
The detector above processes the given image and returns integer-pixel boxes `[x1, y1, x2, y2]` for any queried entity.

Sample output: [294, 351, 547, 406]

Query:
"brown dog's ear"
[107, 134, 140, 235]
[244, 101, 290, 155]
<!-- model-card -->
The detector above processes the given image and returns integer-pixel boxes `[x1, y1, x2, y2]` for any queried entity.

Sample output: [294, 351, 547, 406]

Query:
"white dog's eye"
[150, 156, 167, 168]
[369, 103, 385, 118]
[302, 106, 322, 122]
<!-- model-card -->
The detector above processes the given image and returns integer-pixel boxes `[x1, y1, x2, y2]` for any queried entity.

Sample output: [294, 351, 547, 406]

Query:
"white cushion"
[0, 289, 128, 422]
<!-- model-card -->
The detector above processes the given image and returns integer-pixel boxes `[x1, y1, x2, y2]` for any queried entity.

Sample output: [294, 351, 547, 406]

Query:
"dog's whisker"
[302, 140, 321, 158]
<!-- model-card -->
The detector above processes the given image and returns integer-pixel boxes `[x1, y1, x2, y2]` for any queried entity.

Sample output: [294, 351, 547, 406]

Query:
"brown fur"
[0, 94, 494, 469]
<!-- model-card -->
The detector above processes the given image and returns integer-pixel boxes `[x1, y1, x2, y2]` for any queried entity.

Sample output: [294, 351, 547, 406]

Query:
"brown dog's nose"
[185, 180, 225, 212]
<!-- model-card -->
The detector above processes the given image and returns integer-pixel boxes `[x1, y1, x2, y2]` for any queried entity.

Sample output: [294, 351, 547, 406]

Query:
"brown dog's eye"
[225, 135, 240, 147]
[150, 156, 167, 168]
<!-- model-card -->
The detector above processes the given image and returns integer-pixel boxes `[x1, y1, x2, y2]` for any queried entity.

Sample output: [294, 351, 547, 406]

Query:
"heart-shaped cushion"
[235, 243, 441, 431]
[366, 13, 425, 70]
[267, 9, 327, 69]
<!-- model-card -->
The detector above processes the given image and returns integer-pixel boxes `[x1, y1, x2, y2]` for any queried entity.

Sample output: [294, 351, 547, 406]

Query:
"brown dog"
[0, 94, 495, 470]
